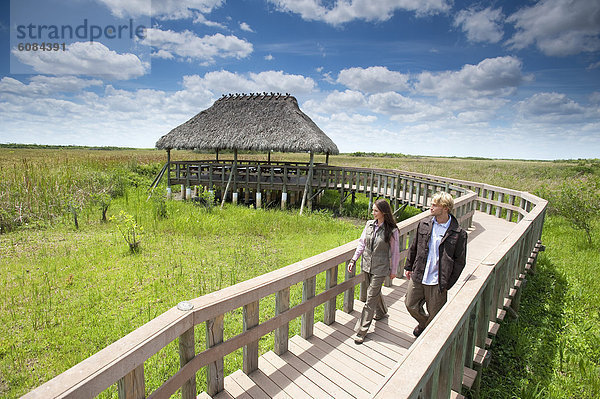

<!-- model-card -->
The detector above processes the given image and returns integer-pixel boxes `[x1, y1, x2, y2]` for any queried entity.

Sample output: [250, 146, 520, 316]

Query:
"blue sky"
[1, 0, 599, 159]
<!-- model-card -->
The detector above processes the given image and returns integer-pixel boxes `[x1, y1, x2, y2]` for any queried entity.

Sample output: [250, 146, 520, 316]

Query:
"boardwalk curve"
[23, 163, 547, 399]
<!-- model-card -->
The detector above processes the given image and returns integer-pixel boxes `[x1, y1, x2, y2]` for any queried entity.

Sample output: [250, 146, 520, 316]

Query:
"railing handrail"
[373, 190, 547, 398]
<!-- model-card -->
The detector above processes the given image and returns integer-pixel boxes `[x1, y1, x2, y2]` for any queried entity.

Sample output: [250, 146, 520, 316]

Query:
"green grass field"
[1, 146, 599, 398]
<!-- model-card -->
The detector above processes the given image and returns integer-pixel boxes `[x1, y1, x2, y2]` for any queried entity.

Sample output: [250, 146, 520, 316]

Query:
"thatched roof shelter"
[155, 93, 339, 155]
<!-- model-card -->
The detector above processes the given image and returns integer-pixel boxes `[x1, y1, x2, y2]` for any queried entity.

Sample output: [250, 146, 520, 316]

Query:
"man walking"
[404, 192, 468, 337]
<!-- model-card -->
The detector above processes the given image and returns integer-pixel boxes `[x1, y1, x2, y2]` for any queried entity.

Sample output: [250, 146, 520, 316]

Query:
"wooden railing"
[373, 176, 547, 398]
[23, 167, 545, 399]
[166, 161, 466, 210]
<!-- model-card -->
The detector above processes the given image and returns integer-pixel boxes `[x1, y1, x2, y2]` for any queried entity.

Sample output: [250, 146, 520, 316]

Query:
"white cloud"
[96, 0, 225, 19]
[240, 22, 254, 32]
[368, 92, 448, 122]
[193, 13, 227, 29]
[303, 90, 366, 114]
[182, 70, 316, 96]
[143, 29, 253, 64]
[415, 56, 527, 98]
[0, 76, 102, 98]
[454, 7, 504, 43]
[268, 0, 451, 25]
[506, 0, 600, 56]
[517, 92, 598, 123]
[337, 66, 410, 93]
[11, 42, 148, 80]
[264, 54, 274, 61]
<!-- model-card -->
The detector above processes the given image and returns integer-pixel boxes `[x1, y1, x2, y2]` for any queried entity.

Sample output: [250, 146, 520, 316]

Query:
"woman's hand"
[389, 273, 397, 280]
[405, 270, 412, 280]
[347, 260, 355, 273]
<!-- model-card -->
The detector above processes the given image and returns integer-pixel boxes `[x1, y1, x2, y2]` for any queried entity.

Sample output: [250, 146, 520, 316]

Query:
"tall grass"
[2, 147, 599, 398]
[480, 216, 600, 399]
[0, 184, 360, 398]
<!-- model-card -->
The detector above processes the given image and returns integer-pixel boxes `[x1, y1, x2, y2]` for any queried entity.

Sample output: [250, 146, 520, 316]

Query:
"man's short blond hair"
[432, 192, 454, 213]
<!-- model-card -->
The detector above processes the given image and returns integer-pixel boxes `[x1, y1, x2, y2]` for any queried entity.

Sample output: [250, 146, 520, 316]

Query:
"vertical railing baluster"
[206, 315, 224, 396]
[243, 301, 259, 374]
[275, 288, 290, 355]
[324, 265, 338, 325]
[301, 276, 316, 338]
[179, 327, 196, 399]
[117, 364, 145, 399]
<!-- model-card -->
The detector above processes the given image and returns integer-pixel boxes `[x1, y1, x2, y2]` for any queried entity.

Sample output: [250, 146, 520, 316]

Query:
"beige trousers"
[355, 273, 388, 337]
[405, 279, 447, 329]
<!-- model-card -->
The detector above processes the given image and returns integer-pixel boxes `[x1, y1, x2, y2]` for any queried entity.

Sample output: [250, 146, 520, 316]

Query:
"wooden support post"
[117, 364, 145, 399]
[232, 150, 238, 205]
[300, 152, 314, 215]
[274, 288, 290, 355]
[344, 260, 355, 313]
[324, 265, 338, 325]
[166, 149, 172, 199]
[206, 315, 224, 396]
[281, 166, 288, 210]
[301, 276, 316, 338]
[368, 171, 375, 212]
[179, 327, 196, 399]
[243, 301, 259, 374]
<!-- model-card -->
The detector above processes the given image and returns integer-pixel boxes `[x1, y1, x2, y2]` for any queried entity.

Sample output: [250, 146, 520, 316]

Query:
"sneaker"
[353, 334, 365, 344]
[374, 313, 388, 321]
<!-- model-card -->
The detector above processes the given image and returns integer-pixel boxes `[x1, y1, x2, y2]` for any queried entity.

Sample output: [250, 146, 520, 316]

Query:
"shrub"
[541, 177, 600, 245]
[110, 210, 144, 253]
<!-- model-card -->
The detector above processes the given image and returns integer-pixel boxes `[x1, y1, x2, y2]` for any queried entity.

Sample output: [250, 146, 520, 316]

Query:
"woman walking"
[347, 199, 400, 344]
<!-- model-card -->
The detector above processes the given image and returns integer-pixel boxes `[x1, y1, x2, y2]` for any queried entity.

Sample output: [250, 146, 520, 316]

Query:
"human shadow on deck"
[466, 220, 487, 243]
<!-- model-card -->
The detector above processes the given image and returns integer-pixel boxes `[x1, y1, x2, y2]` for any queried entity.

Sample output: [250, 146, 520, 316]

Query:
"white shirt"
[422, 216, 451, 285]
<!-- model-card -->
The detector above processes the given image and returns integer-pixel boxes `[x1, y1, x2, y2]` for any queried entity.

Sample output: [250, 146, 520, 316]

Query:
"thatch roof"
[155, 93, 339, 154]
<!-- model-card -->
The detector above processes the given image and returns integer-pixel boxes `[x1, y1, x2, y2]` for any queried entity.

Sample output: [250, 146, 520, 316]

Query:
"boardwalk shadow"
[479, 254, 567, 398]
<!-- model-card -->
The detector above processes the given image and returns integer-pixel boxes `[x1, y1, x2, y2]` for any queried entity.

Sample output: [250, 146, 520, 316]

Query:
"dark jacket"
[404, 215, 467, 291]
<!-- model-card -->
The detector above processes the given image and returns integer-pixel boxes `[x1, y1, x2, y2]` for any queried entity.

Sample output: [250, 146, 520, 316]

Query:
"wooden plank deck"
[202, 211, 515, 399]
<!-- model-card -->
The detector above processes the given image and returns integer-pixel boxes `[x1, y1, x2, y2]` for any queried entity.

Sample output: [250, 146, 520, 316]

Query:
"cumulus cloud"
[303, 90, 366, 114]
[415, 56, 528, 98]
[11, 41, 148, 80]
[182, 70, 316, 96]
[517, 92, 597, 123]
[506, 0, 600, 56]
[96, 0, 225, 19]
[337, 66, 410, 93]
[264, 54, 274, 61]
[268, 0, 451, 25]
[368, 92, 448, 122]
[193, 13, 227, 29]
[454, 6, 504, 43]
[240, 22, 254, 32]
[142, 28, 252, 64]
[0, 76, 103, 98]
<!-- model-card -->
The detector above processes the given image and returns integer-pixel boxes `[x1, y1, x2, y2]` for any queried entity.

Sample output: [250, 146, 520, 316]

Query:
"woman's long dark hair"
[374, 199, 397, 244]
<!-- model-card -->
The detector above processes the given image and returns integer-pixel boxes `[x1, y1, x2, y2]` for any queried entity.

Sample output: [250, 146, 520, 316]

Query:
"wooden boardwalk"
[205, 211, 516, 399]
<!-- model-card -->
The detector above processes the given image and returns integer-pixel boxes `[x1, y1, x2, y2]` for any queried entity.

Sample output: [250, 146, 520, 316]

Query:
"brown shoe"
[413, 325, 425, 337]
[352, 334, 365, 344]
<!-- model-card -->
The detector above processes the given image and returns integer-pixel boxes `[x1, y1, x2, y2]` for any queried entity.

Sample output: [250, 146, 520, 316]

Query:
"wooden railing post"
[274, 288, 290, 355]
[243, 301, 259, 374]
[301, 276, 316, 338]
[206, 315, 224, 396]
[117, 364, 144, 399]
[324, 265, 338, 325]
[178, 327, 196, 399]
